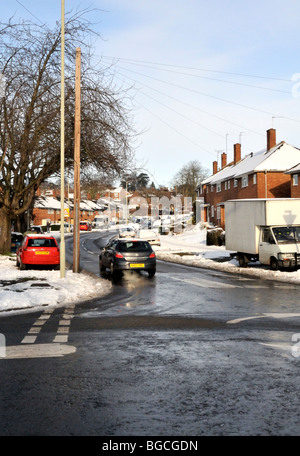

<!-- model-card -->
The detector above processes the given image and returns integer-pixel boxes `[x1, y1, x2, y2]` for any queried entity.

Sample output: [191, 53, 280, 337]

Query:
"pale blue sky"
[2, 0, 300, 187]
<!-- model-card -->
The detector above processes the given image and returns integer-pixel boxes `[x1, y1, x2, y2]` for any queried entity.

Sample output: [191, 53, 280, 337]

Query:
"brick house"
[197, 129, 300, 229]
[285, 163, 300, 198]
[33, 193, 105, 226]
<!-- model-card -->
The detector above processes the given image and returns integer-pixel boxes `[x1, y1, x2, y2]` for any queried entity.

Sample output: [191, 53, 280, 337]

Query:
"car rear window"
[27, 238, 57, 248]
[118, 241, 151, 252]
[12, 234, 23, 242]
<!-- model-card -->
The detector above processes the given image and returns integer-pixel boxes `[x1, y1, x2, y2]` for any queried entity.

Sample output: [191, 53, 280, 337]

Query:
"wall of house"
[199, 171, 291, 229]
[291, 173, 300, 197]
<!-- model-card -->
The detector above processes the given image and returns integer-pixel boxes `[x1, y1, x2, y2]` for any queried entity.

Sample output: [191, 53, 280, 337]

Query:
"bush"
[207, 228, 225, 246]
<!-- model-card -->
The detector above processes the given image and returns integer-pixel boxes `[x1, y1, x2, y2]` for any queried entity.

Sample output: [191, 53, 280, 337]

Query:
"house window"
[241, 175, 248, 188]
[234, 179, 238, 187]
[293, 174, 298, 186]
[224, 181, 227, 190]
[217, 206, 221, 220]
[227, 180, 230, 189]
[48, 209, 54, 214]
[216, 182, 221, 192]
[211, 185, 214, 192]
[253, 173, 257, 185]
[211, 205, 214, 218]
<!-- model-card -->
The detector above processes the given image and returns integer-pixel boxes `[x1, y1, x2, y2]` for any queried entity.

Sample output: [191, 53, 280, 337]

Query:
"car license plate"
[130, 263, 144, 268]
[35, 251, 49, 255]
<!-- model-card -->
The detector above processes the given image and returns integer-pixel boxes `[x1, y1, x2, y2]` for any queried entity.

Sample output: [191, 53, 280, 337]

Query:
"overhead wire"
[101, 56, 291, 95]
[114, 69, 265, 139]
[111, 64, 300, 124]
[101, 55, 292, 83]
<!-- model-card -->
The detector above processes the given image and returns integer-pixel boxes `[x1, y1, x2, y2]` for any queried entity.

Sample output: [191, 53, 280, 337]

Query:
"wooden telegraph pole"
[73, 48, 81, 273]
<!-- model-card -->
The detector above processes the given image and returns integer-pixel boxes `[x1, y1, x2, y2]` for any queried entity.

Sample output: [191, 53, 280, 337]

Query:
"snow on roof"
[97, 197, 117, 207]
[82, 200, 104, 211]
[285, 162, 300, 174]
[200, 142, 300, 185]
[34, 196, 66, 210]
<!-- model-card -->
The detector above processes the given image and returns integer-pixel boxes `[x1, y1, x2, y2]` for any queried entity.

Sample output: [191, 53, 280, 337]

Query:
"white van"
[94, 215, 109, 229]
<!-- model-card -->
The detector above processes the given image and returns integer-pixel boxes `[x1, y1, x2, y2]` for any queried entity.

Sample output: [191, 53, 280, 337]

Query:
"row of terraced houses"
[197, 128, 300, 229]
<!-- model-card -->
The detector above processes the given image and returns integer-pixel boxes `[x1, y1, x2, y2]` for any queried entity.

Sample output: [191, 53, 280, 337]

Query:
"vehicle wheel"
[110, 261, 115, 276]
[99, 259, 106, 273]
[237, 253, 246, 267]
[16, 257, 20, 268]
[19, 259, 27, 271]
[148, 269, 156, 278]
[270, 257, 279, 271]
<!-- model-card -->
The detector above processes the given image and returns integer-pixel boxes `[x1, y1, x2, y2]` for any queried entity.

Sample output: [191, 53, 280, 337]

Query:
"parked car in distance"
[79, 221, 91, 231]
[138, 229, 161, 246]
[99, 239, 156, 278]
[24, 225, 44, 235]
[16, 234, 60, 270]
[119, 226, 136, 238]
[11, 232, 23, 253]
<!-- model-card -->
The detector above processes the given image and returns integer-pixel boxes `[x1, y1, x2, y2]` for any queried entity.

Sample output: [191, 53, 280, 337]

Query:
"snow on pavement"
[153, 224, 300, 285]
[1, 223, 300, 316]
[0, 255, 112, 315]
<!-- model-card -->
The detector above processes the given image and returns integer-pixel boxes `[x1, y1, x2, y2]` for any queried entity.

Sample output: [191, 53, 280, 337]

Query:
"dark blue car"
[11, 232, 23, 253]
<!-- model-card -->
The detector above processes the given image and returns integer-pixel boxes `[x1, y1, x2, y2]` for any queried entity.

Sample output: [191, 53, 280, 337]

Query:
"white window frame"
[241, 175, 248, 188]
[211, 185, 214, 192]
[293, 174, 298, 186]
[217, 206, 221, 220]
[227, 180, 230, 189]
[253, 173, 257, 185]
[216, 182, 221, 192]
[234, 179, 238, 187]
[224, 181, 227, 190]
[211, 205, 214, 217]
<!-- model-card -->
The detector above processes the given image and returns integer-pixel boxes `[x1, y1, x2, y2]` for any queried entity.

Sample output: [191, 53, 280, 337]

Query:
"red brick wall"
[291, 174, 300, 197]
[199, 171, 292, 229]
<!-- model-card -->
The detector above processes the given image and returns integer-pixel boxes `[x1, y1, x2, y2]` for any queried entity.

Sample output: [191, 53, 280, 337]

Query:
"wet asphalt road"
[1, 230, 300, 436]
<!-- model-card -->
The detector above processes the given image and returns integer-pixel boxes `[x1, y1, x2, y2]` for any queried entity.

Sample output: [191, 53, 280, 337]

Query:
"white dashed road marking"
[20, 304, 76, 348]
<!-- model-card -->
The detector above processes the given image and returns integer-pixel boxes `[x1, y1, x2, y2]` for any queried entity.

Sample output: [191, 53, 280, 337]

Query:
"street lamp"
[60, 0, 66, 278]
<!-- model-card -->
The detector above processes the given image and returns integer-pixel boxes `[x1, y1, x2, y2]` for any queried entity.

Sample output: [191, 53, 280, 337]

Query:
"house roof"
[34, 196, 66, 210]
[199, 141, 300, 187]
[35, 196, 105, 211]
[285, 163, 300, 174]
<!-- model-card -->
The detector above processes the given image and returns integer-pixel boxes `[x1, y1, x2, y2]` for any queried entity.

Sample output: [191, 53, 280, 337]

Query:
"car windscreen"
[27, 238, 57, 247]
[272, 226, 300, 243]
[118, 241, 151, 252]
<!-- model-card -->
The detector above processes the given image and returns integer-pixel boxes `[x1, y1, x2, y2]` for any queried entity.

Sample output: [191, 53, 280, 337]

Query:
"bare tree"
[173, 160, 209, 198]
[0, 11, 134, 252]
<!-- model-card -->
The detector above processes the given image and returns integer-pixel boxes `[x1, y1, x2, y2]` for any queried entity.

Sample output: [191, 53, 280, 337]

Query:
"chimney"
[221, 152, 227, 169]
[234, 143, 241, 165]
[267, 128, 276, 151]
[213, 160, 218, 174]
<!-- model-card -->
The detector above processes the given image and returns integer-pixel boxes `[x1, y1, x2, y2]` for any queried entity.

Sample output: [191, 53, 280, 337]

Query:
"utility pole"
[60, 0, 65, 278]
[73, 47, 81, 273]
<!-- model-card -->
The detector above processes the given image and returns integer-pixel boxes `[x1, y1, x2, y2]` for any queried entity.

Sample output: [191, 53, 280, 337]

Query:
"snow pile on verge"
[0, 255, 112, 315]
[153, 224, 300, 285]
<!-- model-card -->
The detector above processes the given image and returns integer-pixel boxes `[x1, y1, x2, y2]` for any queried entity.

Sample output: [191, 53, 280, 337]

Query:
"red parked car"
[79, 221, 91, 231]
[16, 235, 60, 270]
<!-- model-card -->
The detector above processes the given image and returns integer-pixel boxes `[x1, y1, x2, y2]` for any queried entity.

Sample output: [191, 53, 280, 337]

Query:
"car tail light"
[115, 252, 124, 258]
[149, 252, 155, 258]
